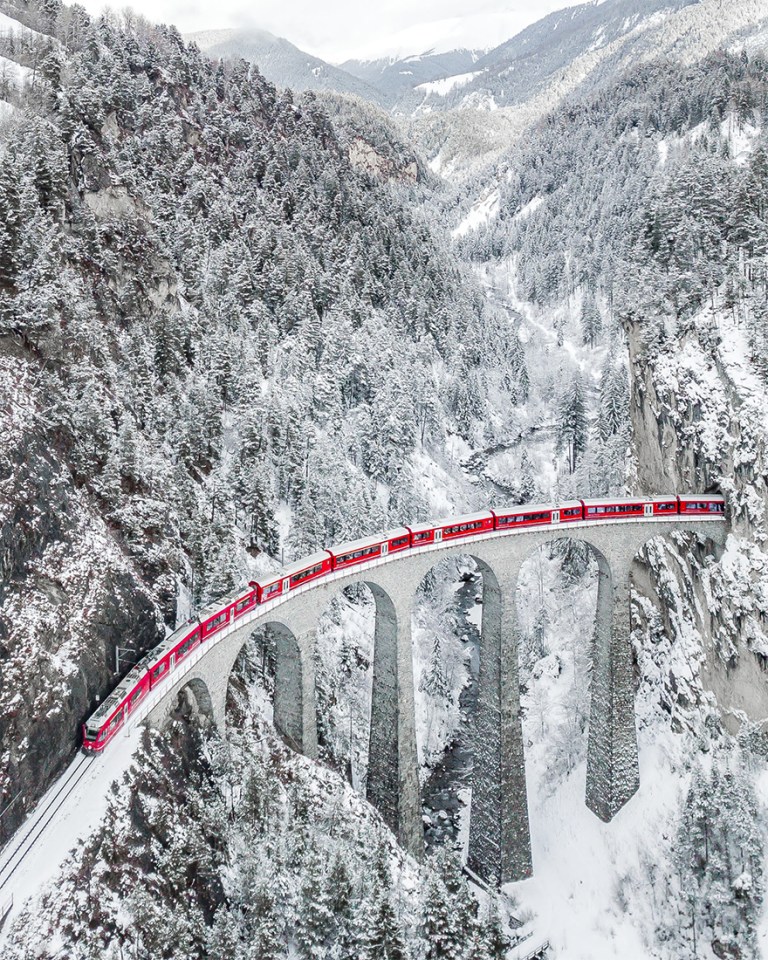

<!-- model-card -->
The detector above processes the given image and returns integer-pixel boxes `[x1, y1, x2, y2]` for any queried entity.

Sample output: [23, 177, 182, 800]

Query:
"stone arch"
[409, 551, 530, 886]
[166, 676, 215, 730]
[312, 576, 419, 854]
[224, 619, 309, 754]
[515, 533, 640, 823]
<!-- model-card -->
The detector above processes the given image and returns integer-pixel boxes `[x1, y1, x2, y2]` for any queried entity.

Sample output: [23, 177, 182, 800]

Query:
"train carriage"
[435, 511, 495, 542]
[581, 497, 650, 520]
[493, 500, 582, 529]
[407, 522, 437, 546]
[280, 551, 334, 592]
[328, 527, 411, 571]
[82, 652, 155, 751]
[678, 494, 726, 516]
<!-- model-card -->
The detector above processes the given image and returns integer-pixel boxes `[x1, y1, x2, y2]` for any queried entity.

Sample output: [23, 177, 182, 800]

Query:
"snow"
[756, 768, 768, 955]
[416, 70, 483, 97]
[0, 11, 44, 39]
[0, 727, 145, 944]
[0, 55, 31, 92]
[452, 188, 500, 238]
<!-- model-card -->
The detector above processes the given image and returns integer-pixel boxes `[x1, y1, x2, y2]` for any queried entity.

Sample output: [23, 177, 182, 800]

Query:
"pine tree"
[556, 370, 589, 473]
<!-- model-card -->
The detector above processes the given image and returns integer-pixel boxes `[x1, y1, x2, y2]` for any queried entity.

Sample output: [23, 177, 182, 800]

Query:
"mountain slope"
[186, 28, 385, 104]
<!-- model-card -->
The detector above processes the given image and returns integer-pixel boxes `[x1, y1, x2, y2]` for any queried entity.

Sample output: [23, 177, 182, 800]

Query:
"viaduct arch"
[142, 514, 727, 886]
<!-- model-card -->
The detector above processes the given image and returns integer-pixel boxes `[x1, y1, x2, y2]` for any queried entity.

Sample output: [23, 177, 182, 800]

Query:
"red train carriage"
[493, 500, 583, 529]
[231, 585, 259, 619]
[328, 527, 411, 571]
[82, 652, 155, 751]
[280, 551, 334, 592]
[408, 522, 437, 546]
[252, 573, 283, 604]
[678, 494, 726, 516]
[581, 497, 651, 519]
[435, 511, 494, 542]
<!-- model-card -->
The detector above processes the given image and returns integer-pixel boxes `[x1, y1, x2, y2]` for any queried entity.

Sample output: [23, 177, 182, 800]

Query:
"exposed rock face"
[626, 315, 768, 730]
[0, 345, 162, 845]
[347, 137, 419, 183]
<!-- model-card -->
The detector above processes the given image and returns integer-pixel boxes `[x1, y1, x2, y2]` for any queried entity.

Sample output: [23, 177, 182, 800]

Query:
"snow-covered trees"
[555, 369, 588, 473]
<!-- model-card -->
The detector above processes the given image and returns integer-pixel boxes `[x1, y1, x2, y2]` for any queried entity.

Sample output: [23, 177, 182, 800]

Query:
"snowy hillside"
[3, 0, 768, 957]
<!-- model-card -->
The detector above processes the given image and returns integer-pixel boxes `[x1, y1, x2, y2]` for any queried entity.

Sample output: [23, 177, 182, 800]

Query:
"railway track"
[0, 753, 94, 896]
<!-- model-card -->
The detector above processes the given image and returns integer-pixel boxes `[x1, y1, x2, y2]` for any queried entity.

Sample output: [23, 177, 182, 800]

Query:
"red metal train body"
[82, 494, 725, 752]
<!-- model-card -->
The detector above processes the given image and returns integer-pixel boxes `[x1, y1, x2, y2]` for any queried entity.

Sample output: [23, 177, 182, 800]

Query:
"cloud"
[79, 0, 581, 63]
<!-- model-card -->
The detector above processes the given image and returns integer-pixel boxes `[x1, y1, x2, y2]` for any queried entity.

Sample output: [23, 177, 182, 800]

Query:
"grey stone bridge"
[143, 516, 727, 886]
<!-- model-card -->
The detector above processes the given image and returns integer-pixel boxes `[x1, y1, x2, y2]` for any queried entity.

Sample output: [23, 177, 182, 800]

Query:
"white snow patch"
[416, 70, 482, 97]
[452, 188, 500, 238]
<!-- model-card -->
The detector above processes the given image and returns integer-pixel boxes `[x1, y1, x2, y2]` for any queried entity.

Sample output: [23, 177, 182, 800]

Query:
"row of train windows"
[587, 505, 643, 514]
[413, 531, 431, 542]
[686, 502, 725, 512]
[562, 507, 581, 517]
[391, 536, 410, 549]
[205, 612, 228, 632]
[263, 583, 280, 597]
[498, 512, 549, 525]
[445, 521, 486, 535]
[291, 562, 325, 585]
[235, 595, 255, 613]
[177, 633, 200, 658]
[657, 503, 677, 512]
[338, 545, 380, 564]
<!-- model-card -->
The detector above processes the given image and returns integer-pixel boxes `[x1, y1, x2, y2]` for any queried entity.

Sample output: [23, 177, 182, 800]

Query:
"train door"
[169, 654, 175, 670]
[282, 577, 291, 593]
[552, 510, 560, 524]
[644, 504, 653, 517]
[435, 529, 443, 543]
[381, 542, 388, 556]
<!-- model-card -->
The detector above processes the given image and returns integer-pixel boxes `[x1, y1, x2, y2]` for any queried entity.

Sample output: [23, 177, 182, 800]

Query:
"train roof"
[580, 496, 648, 506]
[434, 510, 495, 527]
[408, 521, 436, 535]
[88, 652, 156, 726]
[492, 500, 579, 515]
[281, 551, 332, 578]
[329, 527, 410, 556]
[678, 493, 725, 502]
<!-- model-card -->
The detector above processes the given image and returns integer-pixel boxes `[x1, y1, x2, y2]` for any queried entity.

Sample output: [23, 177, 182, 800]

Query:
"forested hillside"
[0, 0, 528, 846]
[454, 40, 768, 959]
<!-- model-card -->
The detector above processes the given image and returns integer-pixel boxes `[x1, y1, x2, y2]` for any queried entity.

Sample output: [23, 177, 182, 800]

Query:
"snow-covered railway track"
[0, 752, 93, 895]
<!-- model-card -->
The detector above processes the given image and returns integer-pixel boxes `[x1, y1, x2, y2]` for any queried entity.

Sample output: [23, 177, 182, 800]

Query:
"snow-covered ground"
[0, 728, 144, 945]
[452, 188, 500, 238]
[416, 70, 483, 97]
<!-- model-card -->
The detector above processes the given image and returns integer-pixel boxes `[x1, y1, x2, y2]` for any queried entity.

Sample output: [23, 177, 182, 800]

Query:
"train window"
[657, 502, 676, 512]
[130, 687, 143, 706]
[84, 728, 97, 741]
[563, 508, 580, 517]
[152, 662, 167, 680]
[445, 521, 483, 535]
[206, 612, 227, 633]
[177, 633, 200, 658]
[235, 596, 254, 613]
[339, 546, 379, 564]
[413, 532, 431, 542]
[263, 583, 280, 597]
[291, 562, 324, 585]
[391, 536, 409, 548]
[110, 710, 124, 730]
[709, 502, 725, 512]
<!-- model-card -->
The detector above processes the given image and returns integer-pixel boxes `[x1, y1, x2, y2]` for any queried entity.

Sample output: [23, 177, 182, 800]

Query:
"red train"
[81, 494, 725, 752]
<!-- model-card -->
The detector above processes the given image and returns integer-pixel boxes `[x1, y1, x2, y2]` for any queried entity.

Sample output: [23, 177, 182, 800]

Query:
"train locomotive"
[82, 494, 725, 752]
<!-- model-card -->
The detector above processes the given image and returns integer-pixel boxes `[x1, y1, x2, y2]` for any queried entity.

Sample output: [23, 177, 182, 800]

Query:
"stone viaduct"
[142, 515, 727, 887]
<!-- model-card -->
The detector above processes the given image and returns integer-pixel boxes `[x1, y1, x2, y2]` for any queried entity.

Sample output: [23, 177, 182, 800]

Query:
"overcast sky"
[77, 0, 582, 62]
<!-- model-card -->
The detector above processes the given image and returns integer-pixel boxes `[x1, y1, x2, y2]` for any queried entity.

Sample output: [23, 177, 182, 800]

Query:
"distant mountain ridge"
[186, 27, 386, 105]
